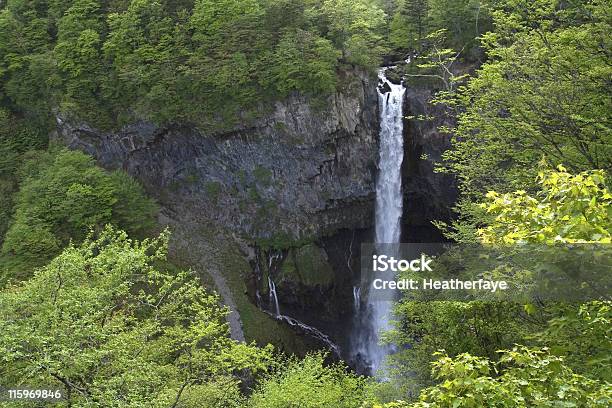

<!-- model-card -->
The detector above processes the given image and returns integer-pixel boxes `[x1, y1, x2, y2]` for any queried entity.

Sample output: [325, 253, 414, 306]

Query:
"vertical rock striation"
[54, 69, 380, 242]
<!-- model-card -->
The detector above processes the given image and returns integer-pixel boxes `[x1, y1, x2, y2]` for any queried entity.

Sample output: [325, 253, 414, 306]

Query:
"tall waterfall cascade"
[352, 68, 405, 376]
[375, 72, 405, 246]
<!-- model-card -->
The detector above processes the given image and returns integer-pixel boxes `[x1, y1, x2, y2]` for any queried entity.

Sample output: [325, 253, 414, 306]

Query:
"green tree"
[388, 0, 489, 56]
[54, 0, 110, 126]
[440, 0, 611, 241]
[402, 347, 611, 407]
[1, 149, 157, 279]
[187, 0, 268, 125]
[386, 167, 611, 398]
[261, 0, 307, 38]
[103, 0, 191, 125]
[405, 30, 469, 92]
[390, 0, 430, 51]
[0, 109, 46, 241]
[0, 226, 272, 407]
[428, 0, 485, 52]
[386, 301, 530, 393]
[475, 168, 611, 381]
[271, 29, 340, 96]
[533, 301, 611, 382]
[316, 0, 387, 67]
[1, 0, 388, 131]
[0, 3, 58, 130]
[478, 167, 612, 244]
[247, 353, 368, 408]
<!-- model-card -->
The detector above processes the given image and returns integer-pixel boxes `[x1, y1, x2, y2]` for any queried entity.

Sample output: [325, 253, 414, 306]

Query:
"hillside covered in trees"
[0, 0, 610, 407]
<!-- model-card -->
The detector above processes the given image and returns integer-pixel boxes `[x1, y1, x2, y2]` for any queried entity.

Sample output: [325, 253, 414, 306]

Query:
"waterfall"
[254, 247, 342, 357]
[272, 313, 342, 358]
[268, 277, 280, 317]
[352, 68, 405, 377]
[353, 286, 361, 311]
[375, 69, 405, 246]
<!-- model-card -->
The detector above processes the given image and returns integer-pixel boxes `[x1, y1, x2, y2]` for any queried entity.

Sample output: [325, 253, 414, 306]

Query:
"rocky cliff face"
[54, 69, 379, 243]
[401, 85, 458, 242]
[53, 67, 458, 356]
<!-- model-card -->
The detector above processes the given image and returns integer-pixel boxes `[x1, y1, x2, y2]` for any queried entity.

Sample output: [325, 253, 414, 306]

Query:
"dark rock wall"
[401, 86, 457, 242]
[54, 69, 379, 242]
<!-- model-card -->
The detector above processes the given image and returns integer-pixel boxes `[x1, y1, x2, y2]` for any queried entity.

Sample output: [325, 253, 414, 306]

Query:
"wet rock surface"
[401, 85, 458, 242]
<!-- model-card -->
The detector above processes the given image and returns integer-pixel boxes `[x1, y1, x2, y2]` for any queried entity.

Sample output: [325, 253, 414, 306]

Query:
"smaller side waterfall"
[274, 314, 341, 358]
[353, 286, 361, 311]
[252, 246, 342, 358]
[268, 277, 280, 317]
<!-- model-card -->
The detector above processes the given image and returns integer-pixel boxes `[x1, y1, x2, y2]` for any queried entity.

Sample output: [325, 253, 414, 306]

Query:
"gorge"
[53, 66, 455, 374]
[2, 1, 609, 405]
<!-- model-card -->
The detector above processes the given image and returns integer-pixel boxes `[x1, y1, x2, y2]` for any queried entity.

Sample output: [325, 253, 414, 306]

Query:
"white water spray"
[268, 277, 280, 317]
[354, 69, 405, 376]
[374, 72, 404, 245]
[353, 286, 361, 311]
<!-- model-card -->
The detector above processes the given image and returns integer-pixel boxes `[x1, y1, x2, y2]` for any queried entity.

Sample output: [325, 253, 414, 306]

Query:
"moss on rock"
[280, 244, 334, 287]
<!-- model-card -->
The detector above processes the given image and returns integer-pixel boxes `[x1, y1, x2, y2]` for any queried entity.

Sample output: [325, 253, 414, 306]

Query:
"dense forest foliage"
[0, 0, 388, 131]
[439, 0, 612, 242]
[0, 0, 610, 406]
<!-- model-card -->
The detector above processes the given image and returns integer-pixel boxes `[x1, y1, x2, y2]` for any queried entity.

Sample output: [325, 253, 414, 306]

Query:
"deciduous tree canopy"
[0, 0, 388, 131]
[0, 227, 273, 407]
